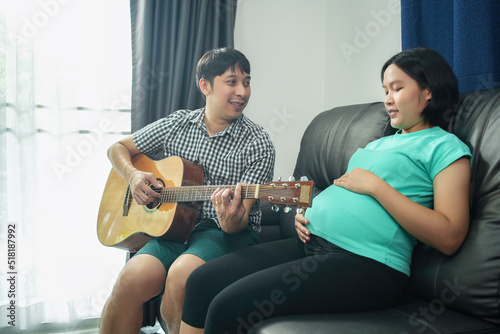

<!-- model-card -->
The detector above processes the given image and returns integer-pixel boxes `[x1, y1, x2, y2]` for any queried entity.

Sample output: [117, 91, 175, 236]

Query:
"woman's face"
[383, 64, 433, 134]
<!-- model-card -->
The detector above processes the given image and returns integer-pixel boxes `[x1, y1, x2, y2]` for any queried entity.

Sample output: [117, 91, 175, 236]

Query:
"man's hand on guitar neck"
[129, 169, 162, 206]
[212, 183, 253, 234]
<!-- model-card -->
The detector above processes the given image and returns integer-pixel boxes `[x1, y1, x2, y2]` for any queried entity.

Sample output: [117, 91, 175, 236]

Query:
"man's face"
[204, 66, 251, 123]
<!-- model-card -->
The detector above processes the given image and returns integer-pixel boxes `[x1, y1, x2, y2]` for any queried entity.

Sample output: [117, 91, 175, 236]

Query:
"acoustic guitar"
[97, 154, 314, 251]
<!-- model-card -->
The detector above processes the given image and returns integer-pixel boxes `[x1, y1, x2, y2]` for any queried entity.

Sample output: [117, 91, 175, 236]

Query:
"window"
[1, 0, 132, 330]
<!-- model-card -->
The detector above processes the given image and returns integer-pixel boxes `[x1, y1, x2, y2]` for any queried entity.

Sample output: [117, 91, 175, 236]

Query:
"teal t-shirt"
[305, 127, 472, 276]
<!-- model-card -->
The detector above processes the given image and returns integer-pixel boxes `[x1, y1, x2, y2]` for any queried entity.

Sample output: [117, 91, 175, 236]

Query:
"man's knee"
[112, 254, 166, 302]
[166, 255, 206, 298]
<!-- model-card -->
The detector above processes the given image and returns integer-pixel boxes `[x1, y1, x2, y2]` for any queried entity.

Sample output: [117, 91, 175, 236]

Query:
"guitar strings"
[154, 185, 300, 202]
[124, 183, 309, 205]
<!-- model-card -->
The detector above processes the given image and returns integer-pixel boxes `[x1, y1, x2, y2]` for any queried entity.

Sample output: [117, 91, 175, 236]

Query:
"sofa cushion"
[254, 295, 500, 334]
[408, 88, 500, 324]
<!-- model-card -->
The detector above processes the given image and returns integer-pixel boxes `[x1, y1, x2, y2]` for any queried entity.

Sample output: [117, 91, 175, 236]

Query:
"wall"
[234, 0, 401, 179]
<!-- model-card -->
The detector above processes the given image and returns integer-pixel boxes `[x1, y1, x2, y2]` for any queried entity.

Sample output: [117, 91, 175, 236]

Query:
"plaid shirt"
[133, 108, 275, 232]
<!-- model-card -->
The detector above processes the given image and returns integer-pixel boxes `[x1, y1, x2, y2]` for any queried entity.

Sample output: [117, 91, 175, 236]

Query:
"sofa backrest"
[408, 88, 500, 324]
[292, 102, 396, 190]
[280, 102, 395, 238]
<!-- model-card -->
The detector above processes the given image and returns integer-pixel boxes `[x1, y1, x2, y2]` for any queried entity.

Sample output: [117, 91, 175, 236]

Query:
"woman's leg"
[181, 238, 305, 329]
[204, 245, 408, 333]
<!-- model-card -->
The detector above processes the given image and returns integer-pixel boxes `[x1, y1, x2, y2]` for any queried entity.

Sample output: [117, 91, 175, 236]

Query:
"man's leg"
[161, 254, 206, 334]
[100, 254, 166, 334]
[164, 223, 260, 334]
[179, 321, 203, 334]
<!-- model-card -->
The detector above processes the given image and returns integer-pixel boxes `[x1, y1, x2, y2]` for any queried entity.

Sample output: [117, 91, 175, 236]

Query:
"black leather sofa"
[143, 88, 500, 333]
[255, 88, 500, 333]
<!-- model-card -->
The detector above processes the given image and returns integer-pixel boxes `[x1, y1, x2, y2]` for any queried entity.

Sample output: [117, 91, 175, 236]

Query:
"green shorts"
[136, 220, 260, 271]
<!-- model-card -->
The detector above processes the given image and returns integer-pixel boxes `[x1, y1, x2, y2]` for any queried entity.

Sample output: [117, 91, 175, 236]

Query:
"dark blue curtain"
[401, 0, 500, 93]
[130, 0, 237, 131]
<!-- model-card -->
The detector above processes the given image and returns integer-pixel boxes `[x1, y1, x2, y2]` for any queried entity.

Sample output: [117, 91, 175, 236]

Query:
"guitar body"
[97, 155, 204, 251]
[97, 154, 315, 252]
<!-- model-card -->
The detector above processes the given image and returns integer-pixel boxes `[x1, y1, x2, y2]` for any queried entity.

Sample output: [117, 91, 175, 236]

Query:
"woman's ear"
[199, 78, 211, 97]
[425, 87, 432, 102]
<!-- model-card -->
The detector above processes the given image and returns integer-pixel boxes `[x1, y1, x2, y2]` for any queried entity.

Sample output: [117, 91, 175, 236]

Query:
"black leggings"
[182, 237, 408, 333]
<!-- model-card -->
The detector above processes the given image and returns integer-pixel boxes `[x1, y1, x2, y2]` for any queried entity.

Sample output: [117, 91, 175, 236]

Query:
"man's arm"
[107, 136, 162, 205]
[212, 132, 275, 234]
[211, 183, 255, 234]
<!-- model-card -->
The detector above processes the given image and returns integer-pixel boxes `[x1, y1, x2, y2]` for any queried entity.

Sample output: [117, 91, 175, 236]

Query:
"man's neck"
[203, 109, 233, 136]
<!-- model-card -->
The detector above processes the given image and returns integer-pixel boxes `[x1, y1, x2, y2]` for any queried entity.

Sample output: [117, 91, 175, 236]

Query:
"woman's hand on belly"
[295, 213, 311, 243]
[333, 168, 382, 196]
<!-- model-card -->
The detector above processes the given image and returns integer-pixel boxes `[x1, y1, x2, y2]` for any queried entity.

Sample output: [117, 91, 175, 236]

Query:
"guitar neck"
[158, 185, 259, 203]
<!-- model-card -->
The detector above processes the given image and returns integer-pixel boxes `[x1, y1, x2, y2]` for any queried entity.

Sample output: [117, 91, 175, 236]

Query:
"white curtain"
[1, 0, 132, 331]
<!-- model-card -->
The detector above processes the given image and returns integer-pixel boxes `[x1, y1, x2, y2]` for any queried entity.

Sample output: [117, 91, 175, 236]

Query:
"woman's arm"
[333, 157, 470, 255]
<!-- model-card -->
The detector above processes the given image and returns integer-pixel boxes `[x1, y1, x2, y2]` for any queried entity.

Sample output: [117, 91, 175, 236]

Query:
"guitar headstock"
[258, 178, 314, 210]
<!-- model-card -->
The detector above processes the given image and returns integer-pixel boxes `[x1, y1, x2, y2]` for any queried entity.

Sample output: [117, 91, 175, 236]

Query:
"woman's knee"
[204, 286, 258, 333]
[184, 262, 210, 295]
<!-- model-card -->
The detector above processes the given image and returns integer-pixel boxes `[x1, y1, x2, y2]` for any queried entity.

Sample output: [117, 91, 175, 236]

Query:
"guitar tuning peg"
[300, 176, 309, 181]
[288, 176, 295, 181]
[271, 204, 280, 213]
[296, 207, 304, 214]
[284, 206, 292, 213]
[277, 176, 282, 181]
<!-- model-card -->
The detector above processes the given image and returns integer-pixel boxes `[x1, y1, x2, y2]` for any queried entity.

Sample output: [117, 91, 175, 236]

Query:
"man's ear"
[199, 78, 211, 97]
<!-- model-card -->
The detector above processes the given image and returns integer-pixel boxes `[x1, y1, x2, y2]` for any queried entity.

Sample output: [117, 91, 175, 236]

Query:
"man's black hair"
[196, 48, 251, 92]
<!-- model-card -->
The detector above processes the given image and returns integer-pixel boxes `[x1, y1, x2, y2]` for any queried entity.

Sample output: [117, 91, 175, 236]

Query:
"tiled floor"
[68, 322, 166, 334]
[140, 324, 166, 334]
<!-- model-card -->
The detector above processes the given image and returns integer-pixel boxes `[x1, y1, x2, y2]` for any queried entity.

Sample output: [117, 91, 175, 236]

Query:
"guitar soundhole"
[146, 178, 165, 210]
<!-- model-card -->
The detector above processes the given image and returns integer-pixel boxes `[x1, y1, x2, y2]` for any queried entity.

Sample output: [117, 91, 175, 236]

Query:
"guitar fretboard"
[158, 185, 260, 202]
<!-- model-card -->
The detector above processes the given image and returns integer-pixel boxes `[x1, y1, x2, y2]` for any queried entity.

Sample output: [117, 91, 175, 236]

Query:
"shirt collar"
[191, 108, 243, 137]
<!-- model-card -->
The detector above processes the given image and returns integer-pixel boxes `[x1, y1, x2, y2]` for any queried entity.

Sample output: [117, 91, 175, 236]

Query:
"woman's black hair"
[381, 47, 459, 130]
[196, 48, 251, 92]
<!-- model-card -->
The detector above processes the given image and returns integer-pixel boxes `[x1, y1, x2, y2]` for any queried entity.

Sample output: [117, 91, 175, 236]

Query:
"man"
[100, 48, 275, 334]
